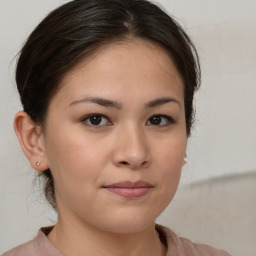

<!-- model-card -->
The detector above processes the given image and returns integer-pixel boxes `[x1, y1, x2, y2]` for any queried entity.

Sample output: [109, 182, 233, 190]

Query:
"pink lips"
[103, 180, 153, 199]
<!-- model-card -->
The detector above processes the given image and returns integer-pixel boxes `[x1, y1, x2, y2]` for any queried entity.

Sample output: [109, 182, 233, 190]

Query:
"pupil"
[151, 116, 161, 125]
[90, 115, 102, 125]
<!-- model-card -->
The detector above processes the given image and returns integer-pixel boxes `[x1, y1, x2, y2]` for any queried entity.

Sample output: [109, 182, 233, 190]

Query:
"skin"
[14, 39, 187, 256]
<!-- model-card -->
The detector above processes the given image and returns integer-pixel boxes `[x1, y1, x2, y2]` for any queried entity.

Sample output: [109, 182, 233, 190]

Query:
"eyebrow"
[70, 96, 122, 109]
[145, 97, 181, 108]
[69, 96, 181, 109]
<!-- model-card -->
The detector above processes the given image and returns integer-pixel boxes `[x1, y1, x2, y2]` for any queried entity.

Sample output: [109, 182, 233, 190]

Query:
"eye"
[82, 114, 111, 127]
[146, 114, 175, 126]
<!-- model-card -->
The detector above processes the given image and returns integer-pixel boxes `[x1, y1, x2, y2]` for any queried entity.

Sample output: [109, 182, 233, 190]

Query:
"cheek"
[156, 133, 187, 168]
[48, 142, 101, 209]
[49, 142, 101, 180]
[153, 133, 186, 195]
[45, 130, 114, 196]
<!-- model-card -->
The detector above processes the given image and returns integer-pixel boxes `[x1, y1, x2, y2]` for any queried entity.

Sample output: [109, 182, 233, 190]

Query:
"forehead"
[62, 39, 182, 85]
[52, 39, 184, 107]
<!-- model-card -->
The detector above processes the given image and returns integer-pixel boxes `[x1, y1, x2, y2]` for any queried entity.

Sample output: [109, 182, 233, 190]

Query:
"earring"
[183, 157, 187, 166]
[36, 161, 41, 166]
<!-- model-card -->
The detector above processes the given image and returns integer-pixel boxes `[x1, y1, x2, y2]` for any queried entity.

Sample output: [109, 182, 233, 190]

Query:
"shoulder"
[180, 237, 231, 256]
[1, 240, 35, 256]
[1, 226, 60, 256]
[156, 224, 232, 256]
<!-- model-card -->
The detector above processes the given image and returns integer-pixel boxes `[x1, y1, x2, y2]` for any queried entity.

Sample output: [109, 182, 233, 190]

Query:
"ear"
[14, 111, 49, 171]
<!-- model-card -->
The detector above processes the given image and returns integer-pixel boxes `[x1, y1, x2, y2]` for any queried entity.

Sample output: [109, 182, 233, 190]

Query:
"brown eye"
[89, 115, 102, 125]
[149, 116, 162, 125]
[82, 114, 110, 127]
[147, 115, 175, 126]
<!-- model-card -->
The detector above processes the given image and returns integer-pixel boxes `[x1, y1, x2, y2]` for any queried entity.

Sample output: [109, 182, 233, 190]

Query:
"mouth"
[102, 180, 153, 199]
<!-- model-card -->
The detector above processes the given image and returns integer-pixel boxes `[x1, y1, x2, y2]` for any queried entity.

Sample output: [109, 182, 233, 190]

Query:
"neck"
[48, 216, 166, 256]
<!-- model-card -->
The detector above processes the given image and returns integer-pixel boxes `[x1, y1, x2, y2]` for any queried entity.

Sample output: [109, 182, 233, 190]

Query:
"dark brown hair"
[16, 0, 200, 210]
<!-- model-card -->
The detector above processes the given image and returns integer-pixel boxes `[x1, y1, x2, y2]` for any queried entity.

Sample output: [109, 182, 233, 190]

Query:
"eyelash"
[146, 114, 176, 126]
[81, 113, 176, 127]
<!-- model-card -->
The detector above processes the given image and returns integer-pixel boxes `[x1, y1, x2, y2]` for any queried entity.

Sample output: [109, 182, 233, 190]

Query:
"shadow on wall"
[157, 170, 256, 256]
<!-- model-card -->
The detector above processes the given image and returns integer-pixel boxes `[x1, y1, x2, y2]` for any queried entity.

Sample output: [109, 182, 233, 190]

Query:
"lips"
[103, 180, 153, 199]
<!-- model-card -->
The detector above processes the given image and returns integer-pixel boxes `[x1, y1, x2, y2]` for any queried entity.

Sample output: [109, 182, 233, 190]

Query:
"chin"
[92, 208, 160, 234]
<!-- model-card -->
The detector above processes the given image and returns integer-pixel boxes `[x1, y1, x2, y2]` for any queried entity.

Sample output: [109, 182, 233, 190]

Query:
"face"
[42, 39, 187, 234]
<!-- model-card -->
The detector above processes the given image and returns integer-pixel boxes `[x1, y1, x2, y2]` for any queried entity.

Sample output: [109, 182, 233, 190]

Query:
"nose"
[112, 125, 151, 170]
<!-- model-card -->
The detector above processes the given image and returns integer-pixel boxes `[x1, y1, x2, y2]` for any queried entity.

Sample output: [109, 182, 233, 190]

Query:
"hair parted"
[16, 0, 200, 210]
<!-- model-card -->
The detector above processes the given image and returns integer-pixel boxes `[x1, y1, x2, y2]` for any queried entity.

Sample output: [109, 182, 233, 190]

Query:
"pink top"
[2, 225, 231, 256]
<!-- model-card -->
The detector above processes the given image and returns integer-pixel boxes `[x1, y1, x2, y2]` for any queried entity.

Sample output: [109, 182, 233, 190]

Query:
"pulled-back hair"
[16, 0, 200, 210]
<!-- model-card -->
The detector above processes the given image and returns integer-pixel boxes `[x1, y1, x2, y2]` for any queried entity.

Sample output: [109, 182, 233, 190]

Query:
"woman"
[3, 0, 231, 255]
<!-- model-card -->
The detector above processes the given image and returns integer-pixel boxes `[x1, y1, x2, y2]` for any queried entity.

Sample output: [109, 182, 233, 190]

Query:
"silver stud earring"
[36, 161, 41, 166]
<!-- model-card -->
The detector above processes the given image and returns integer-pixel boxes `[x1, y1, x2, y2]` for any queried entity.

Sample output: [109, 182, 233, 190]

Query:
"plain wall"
[0, 0, 255, 254]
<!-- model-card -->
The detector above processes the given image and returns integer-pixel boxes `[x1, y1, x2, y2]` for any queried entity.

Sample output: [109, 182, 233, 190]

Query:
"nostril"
[142, 161, 147, 166]
[120, 161, 129, 165]
[119, 160, 148, 168]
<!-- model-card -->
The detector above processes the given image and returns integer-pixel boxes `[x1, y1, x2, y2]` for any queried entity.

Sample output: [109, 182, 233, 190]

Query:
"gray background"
[0, 0, 255, 255]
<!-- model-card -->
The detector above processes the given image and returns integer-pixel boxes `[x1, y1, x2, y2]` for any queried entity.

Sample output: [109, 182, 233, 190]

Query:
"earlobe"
[13, 111, 49, 171]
